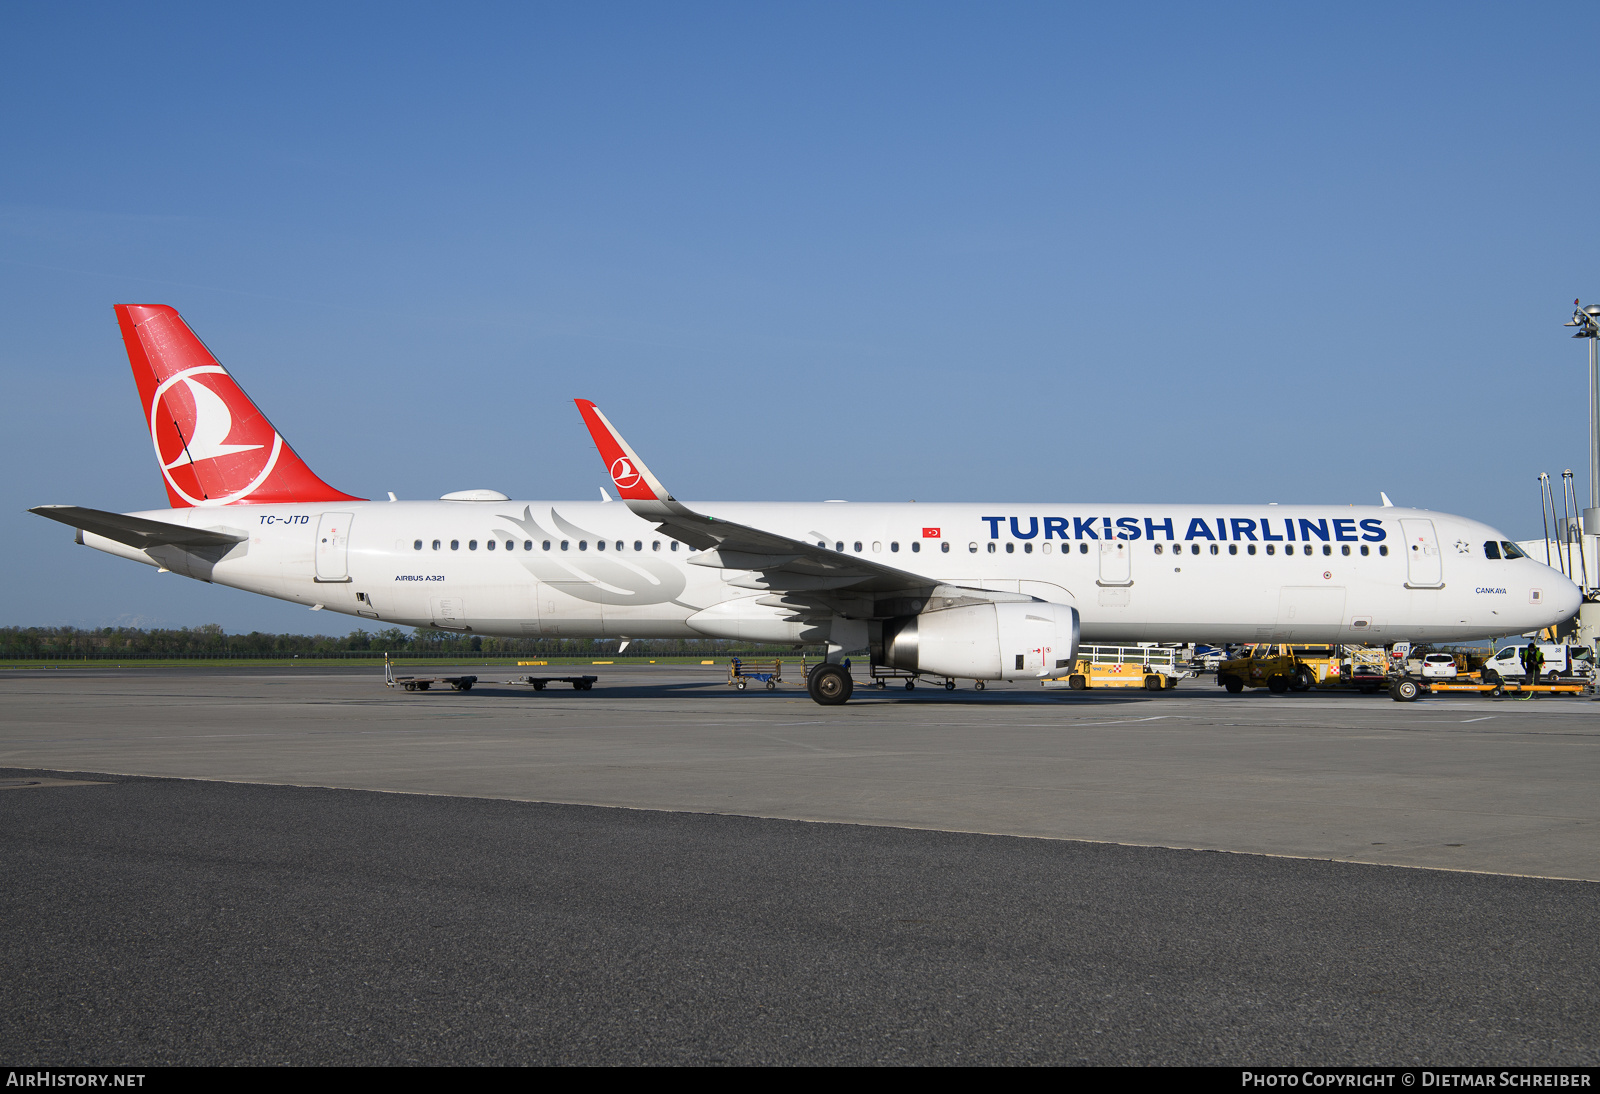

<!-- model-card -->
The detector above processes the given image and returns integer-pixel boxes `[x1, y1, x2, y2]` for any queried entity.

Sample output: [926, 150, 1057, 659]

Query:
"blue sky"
[3, 2, 1597, 632]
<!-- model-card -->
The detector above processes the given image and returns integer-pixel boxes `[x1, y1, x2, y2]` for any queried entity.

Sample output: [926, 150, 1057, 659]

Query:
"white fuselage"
[83, 500, 1580, 645]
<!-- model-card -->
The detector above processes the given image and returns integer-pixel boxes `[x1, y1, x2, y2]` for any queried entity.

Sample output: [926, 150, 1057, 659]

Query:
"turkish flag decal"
[922, 527, 941, 538]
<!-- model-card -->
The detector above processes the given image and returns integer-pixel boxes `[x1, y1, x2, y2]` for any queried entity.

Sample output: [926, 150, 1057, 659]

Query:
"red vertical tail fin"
[115, 304, 362, 508]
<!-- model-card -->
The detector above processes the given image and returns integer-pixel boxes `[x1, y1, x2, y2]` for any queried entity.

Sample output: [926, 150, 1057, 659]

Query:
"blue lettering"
[1261, 518, 1283, 542]
[1075, 517, 1100, 540]
[1010, 516, 1038, 540]
[1145, 516, 1175, 541]
[981, 516, 1005, 539]
[1334, 519, 1359, 542]
[1231, 518, 1258, 542]
[1184, 517, 1216, 541]
[1103, 516, 1114, 540]
[1298, 518, 1329, 542]
[1216, 518, 1227, 541]
[1044, 516, 1069, 540]
[1360, 518, 1387, 542]
[1116, 517, 1141, 541]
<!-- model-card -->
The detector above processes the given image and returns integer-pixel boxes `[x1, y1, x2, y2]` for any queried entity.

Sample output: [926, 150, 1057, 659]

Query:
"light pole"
[1564, 301, 1600, 538]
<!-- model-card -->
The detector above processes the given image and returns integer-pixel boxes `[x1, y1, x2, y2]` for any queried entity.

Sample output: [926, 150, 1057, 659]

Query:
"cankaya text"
[980, 515, 1389, 542]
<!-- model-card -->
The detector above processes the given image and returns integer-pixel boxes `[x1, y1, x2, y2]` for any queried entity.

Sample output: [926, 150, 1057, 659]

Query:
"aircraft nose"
[1550, 574, 1584, 625]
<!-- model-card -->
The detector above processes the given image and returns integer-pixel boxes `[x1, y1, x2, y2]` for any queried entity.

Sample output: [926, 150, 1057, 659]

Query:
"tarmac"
[1, 663, 1597, 1064]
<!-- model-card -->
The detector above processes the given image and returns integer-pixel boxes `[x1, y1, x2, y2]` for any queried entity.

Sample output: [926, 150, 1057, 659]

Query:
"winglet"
[574, 400, 673, 503]
[1380, 491, 1395, 507]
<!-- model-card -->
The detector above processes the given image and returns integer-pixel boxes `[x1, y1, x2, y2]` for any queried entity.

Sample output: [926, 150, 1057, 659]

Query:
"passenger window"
[652, 541, 660, 551]
[911, 542, 921, 553]
[1154, 544, 1164, 555]
[671, 541, 679, 551]
[891, 542, 899, 552]
[1041, 542, 1051, 554]
[451, 540, 460, 551]
[1378, 545, 1387, 556]
[596, 540, 605, 551]
[432, 540, 441, 551]
[413, 540, 422, 550]
[1360, 545, 1370, 556]
[580, 541, 588, 551]
[1229, 544, 1237, 555]
[1004, 543, 1013, 554]
[987, 543, 996, 554]
[560, 540, 569, 551]
[1322, 545, 1331, 556]
[615, 541, 623, 552]
[542, 541, 551, 551]
[970, 542, 979, 553]
[1191, 544, 1200, 555]
[1484, 541, 1501, 560]
[1080, 542, 1089, 554]
[1303, 545, 1313, 556]
[1341, 545, 1350, 556]
[835, 542, 843, 551]
[469, 540, 478, 550]
[854, 541, 863, 552]
[1265, 545, 1274, 555]
[1247, 544, 1256, 555]
[1023, 542, 1032, 554]
[873, 541, 882, 552]
[635, 541, 643, 552]
[486, 540, 495, 550]
[1209, 544, 1218, 555]
[941, 542, 950, 553]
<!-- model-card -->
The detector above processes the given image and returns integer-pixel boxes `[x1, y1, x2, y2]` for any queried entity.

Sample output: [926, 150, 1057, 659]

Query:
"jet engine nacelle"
[882, 601, 1079, 681]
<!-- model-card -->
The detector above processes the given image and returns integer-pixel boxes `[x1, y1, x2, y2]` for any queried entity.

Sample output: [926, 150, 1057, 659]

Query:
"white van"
[1483, 643, 1593, 682]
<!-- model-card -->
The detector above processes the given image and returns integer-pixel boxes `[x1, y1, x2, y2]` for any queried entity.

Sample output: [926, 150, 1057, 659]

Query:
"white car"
[1419, 653, 1459, 679]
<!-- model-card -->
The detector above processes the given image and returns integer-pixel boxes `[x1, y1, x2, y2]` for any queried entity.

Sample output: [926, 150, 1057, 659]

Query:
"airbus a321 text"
[31, 305, 1582, 704]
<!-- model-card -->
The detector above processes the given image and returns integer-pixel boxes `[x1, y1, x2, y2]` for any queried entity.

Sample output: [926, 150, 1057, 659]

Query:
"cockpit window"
[1500, 541, 1526, 559]
[1483, 541, 1501, 560]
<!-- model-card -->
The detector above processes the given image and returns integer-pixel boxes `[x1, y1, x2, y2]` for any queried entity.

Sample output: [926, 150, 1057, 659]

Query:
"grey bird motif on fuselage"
[495, 507, 688, 606]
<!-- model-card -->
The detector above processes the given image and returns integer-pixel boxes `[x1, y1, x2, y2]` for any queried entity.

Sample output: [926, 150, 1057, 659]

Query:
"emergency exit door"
[1098, 540, 1131, 586]
[1399, 518, 1443, 588]
[315, 512, 353, 583]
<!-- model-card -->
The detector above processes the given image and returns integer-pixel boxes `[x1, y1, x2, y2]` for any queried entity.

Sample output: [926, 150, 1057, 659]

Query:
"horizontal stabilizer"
[29, 505, 248, 549]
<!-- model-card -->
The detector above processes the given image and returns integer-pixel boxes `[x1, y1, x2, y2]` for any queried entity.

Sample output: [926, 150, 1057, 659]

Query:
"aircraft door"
[1399, 518, 1443, 588]
[1098, 541, 1131, 586]
[315, 512, 353, 582]
[430, 597, 467, 629]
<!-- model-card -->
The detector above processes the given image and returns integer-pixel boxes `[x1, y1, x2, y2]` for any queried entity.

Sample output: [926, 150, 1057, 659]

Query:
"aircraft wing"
[574, 400, 1033, 611]
[29, 505, 248, 550]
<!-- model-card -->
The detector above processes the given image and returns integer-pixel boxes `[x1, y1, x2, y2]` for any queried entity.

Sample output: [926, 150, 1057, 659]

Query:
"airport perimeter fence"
[0, 627, 819, 662]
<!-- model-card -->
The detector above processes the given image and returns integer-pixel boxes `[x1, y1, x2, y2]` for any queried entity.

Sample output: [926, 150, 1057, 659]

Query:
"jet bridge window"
[1484, 541, 1502, 559]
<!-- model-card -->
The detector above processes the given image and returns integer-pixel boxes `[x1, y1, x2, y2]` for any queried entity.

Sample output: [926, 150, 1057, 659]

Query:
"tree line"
[0, 625, 813, 660]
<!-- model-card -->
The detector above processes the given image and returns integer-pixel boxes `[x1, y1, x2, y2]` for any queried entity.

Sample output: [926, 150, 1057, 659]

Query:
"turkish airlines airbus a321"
[32, 305, 1582, 704]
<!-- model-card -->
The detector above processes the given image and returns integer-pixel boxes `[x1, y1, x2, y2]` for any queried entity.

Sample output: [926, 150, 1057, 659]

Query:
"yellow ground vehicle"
[1217, 644, 1393, 694]
[1047, 644, 1184, 691]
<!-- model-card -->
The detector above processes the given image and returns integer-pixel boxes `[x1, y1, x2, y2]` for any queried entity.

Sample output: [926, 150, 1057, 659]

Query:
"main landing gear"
[807, 663, 854, 705]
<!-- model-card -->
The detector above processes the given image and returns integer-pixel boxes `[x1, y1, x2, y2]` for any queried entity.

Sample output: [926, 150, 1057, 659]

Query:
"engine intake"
[881, 601, 1079, 681]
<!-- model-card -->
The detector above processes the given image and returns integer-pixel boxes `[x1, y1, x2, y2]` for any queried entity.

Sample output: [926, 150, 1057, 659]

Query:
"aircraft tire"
[945, 679, 956, 691]
[809, 663, 853, 705]
[974, 680, 986, 691]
